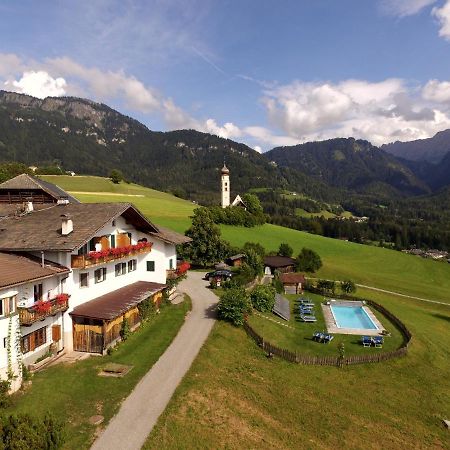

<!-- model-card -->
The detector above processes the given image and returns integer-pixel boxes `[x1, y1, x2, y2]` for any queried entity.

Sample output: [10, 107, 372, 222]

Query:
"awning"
[70, 281, 166, 321]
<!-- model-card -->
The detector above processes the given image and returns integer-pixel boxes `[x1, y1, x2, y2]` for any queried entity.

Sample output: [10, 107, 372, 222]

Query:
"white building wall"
[221, 173, 230, 208]
[60, 216, 176, 351]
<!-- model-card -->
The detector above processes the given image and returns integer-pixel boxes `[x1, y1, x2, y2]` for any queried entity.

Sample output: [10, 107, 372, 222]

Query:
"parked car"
[204, 269, 234, 281]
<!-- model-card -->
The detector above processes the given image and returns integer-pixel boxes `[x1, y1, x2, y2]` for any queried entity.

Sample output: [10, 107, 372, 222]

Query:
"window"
[169, 259, 173, 270]
[80, 272, 89, 288]
[128, 259, 137, 272]
[147, 261, 155, 272]
[115, 262, 127, 276]
[94, 267, 107, 283]
[110, 234, 116, 248]
[21, 327, 47, 354]
[0, 296, 16, 317]
[33, 283, 43, 302]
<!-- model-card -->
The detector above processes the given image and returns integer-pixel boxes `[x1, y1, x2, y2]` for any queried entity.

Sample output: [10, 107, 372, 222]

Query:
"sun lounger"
[300, 314, 317, 322]
[372, 336, 384, 348]
[299, 305, 314, 312]
[313, 332, 323, 342]
[298, 299, 314, 306]
[361, 336, 372, 347]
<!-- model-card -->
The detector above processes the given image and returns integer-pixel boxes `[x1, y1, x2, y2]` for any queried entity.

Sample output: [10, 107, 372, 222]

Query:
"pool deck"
[321, 301, 385, 336]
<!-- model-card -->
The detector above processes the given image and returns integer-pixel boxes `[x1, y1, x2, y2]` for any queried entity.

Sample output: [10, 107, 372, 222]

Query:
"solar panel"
[272, 294, 291, 321]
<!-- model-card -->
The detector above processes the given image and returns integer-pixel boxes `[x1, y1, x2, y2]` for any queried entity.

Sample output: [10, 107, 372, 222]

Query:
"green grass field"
[6, 300, 190, 449]
[34, 176, 450, 448]
[247, 293, 404, 355]
[42, 175, 450, 304]
[146, 290, 450, 449]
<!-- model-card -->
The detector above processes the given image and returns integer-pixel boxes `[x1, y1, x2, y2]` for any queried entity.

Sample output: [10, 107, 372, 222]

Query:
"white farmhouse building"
[0, 175, 190, 391]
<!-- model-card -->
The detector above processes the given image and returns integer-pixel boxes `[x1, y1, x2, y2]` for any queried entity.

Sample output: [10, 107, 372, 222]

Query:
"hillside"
[266, 138, 430, 196]
[0, 91, 330, 205]
[382, 129, 450, 163]
[44, 175, 450, 303]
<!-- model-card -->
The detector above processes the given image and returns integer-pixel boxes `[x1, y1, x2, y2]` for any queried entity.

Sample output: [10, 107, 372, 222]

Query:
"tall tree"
[185, 208, 230, 267]
[296, 248, 322, 273]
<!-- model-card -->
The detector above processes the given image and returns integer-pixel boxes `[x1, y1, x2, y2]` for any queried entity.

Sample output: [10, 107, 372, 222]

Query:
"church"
[220, 163, 246, 209]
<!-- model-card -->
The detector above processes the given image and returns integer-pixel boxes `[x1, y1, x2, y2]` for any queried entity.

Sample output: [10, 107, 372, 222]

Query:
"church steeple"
[221, 162, 230, 208]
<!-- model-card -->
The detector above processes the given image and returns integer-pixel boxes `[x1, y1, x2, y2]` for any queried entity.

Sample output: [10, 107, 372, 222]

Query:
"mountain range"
[1, 90, 450, 203]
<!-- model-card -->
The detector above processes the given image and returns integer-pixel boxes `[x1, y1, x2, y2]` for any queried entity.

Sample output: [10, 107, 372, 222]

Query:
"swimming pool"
[330, 305, 378, 330]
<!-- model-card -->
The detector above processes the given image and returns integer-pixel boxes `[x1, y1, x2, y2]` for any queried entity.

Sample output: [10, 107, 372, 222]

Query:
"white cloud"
[422, 79, 450, 102]
[380, 0, 437, 17]
[254, 145, 262, 153]
[5, 71, 66, 99]
[261, 78, 450, 146]
[244, 126, 299, 147]
[203, 119, 242, 139]
[432, 0, 450, 40]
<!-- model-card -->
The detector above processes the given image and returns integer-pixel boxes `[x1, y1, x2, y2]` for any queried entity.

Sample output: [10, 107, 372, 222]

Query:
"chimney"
[25, 197, 33, 213]
[61, 214, 73, 235]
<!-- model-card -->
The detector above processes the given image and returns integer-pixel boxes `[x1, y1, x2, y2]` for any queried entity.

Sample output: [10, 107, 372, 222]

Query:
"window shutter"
[30, 333, 36, 352]
[52, 325, 61, 342]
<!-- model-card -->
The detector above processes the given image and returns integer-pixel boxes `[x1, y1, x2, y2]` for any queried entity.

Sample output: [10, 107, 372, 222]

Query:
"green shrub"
[0, 413, 65, 449]
[120, 318, 131, 341]
[341, 280, 356, 294]
[0, 380, 10, 409]
[295, 248, 322, 273]
[272, 276, 284, 294]
[250, 285, 276, 312]
[278, 243, 293, 257]
[217, 288, 252, 326]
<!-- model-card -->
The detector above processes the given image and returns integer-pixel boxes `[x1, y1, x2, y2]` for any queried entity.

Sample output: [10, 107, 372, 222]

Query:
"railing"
[71, 243, 152, 269]
[18, 295, 69, 326]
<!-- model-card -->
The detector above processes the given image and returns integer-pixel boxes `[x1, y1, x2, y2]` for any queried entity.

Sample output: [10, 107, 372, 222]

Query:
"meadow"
[42, 175, 450, 304]
[38, 176, 450, 448]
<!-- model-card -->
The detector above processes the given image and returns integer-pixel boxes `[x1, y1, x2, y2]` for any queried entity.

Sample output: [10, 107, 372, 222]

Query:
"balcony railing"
[71, 243, 152, 269]
[18, 294, 70, 326]
[166, 261, 191, 280]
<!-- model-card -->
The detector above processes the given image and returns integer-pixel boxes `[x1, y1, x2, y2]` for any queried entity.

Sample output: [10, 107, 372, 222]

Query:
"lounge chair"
[299, 305, 314, 313]
[361, 336, 372, 347]
[300, 314, 317, 322]
[372, 336, 384, 348]
[298, 299, 314, 306]
[323, 334, 334, 343]
[313, 331, 323, 342]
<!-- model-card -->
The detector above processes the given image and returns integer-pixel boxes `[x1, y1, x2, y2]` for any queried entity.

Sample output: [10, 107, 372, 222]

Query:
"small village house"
[279, 272, 306, 295]
[263, 256, 296, 276]
[0, 175, 190, 390]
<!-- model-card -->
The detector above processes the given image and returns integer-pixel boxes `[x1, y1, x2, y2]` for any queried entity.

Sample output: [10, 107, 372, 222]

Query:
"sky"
[2, 0, 450, 151]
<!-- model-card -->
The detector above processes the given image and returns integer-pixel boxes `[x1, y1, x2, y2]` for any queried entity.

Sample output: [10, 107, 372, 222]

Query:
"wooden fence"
[243, 296, 412, 367]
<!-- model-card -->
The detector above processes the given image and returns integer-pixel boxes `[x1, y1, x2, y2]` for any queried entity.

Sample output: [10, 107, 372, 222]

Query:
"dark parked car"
[204, 270, 234, 281]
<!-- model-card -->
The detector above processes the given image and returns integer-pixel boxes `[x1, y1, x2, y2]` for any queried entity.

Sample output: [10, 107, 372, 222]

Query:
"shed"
[263, 256, 296, 275]
[226, 254, 246, 267]
[280, 272, 306, 295]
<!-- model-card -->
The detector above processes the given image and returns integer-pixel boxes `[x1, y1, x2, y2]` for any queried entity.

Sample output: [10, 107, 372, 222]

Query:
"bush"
[120, 318, 131, 341]
[272, 276, 284, 294]
[245, 249, 264, 277]
[0, 413, 65, 449]
[341, 280, 356, 294]
[250, 285, 276, 312]
[242, 242, 265, 259]
[278, 243, 293, 257]
[295, 248, 322, 273]
[217, 288, 252, 326]
[0, 380, 10, 409]
[109, 169, 123, 184]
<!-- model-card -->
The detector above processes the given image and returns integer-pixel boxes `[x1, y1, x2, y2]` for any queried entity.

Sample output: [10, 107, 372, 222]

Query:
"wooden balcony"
[71, 243, 152, 269]
[18, 295, 69, 326]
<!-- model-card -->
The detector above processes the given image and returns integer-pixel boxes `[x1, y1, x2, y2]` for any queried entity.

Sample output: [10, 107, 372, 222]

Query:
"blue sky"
[2, 0, 450, 150]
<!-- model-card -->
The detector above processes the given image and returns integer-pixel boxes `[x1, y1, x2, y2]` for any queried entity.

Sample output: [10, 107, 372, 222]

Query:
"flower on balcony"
[55, 293, 69, 306]
[176, 261, 191, 275]
[33, 300, 52, 314]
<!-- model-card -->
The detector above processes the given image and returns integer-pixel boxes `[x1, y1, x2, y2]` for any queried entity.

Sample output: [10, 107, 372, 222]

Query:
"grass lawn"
[40, 175, 194, 233]
[145, 290, 450, 449]
[247, 293, 404, 356]
[6, 299, 191, 450]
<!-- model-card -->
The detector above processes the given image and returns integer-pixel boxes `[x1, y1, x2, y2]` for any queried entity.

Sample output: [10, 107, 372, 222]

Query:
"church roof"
[221, 164, 229, 175]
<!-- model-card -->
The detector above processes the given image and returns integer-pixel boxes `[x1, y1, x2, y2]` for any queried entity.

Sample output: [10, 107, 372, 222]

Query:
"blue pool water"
[330, 305, 378, 330]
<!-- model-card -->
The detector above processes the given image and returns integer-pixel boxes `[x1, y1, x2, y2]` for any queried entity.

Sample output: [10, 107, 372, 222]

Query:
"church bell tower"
[221, 163, 230, 208]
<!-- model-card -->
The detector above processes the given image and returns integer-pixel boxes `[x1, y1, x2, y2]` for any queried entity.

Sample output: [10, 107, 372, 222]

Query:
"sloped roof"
[0, 252, 70, 289]
[264, 256, 296, 268]
[0, 202, 160, 252]
[0, 174, 80, 203]
[150, 225, 191, 245]
[70, 281, 166, 320]
[280, 272, 306, 284]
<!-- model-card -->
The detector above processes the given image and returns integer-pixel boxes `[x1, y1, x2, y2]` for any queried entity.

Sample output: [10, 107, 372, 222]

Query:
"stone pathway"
[91, 272, 218, 450]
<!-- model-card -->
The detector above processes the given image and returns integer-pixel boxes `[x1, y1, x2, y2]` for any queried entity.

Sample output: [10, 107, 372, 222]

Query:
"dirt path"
[91, 272, 218, 450]
[69, 191, 145, 197]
